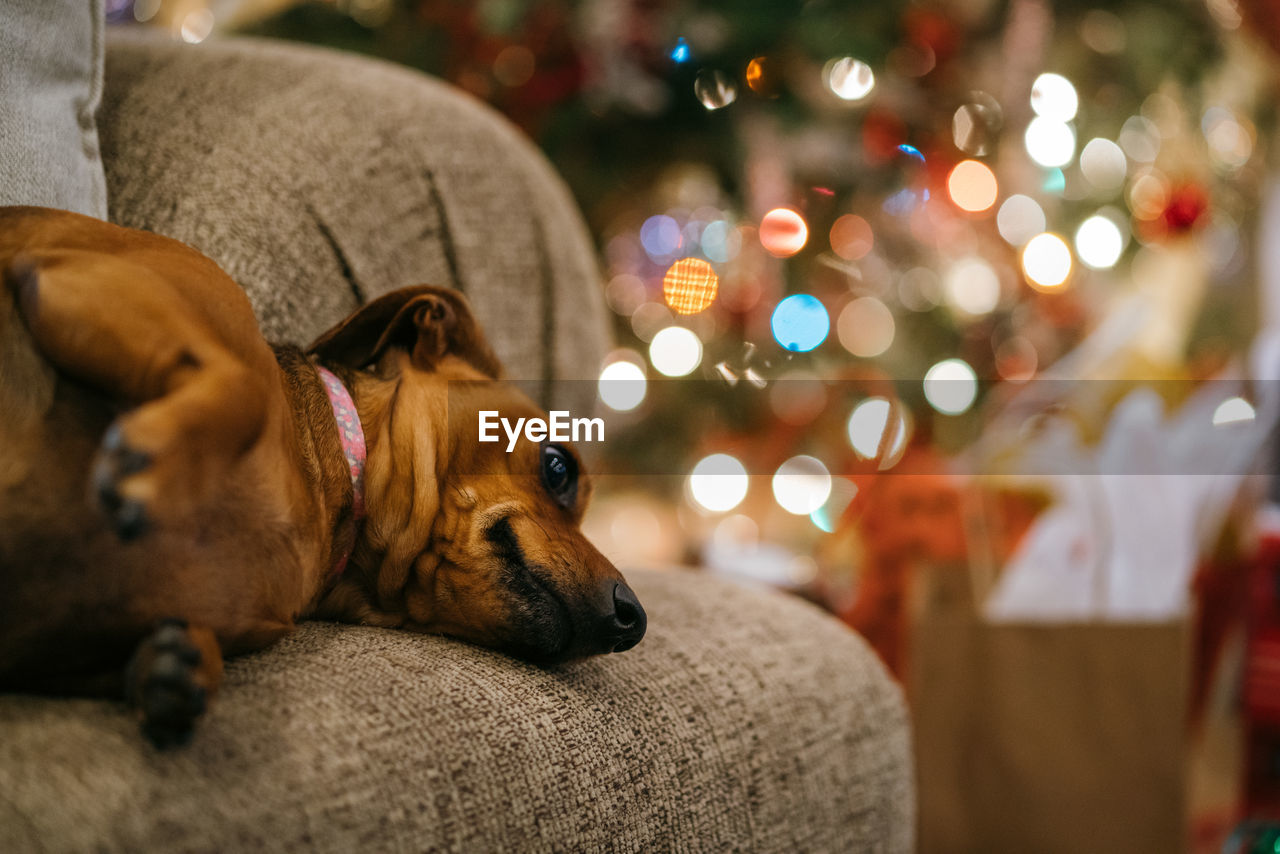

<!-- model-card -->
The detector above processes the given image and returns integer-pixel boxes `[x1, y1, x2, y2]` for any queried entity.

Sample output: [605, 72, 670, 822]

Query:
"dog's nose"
[604, 581, 646, 653]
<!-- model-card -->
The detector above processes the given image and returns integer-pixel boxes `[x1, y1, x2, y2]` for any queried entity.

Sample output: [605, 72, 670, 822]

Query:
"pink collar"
[316, 365, 366, 580]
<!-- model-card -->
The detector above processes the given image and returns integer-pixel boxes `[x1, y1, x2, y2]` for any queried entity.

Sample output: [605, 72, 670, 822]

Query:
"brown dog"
[0, 206, 645, 746]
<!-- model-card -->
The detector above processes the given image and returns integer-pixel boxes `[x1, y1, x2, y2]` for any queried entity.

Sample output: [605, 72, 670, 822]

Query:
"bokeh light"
[662, 258, 719, 314]
[772, 456, 832, 515]
[953, 93, 1003, 156]
[996, 195, 1046, 246]
[944, 258, 1000, 315]
[811, 479, 858, 533]
[1203, 107, 1253, 171]
[1080, 138, 1127, 191]
[1119, 115, 1160, 162]
[694, 70, 738, 110]
[1213, 396, 1256, 426]
[1030, 73, 1079, 121]
[640, 215, 682, 258]
[825, 57, 875, 101]
[771, 294, 830, 352]
[947, 160, 999, 213]
[605, 274, 647, 316]
[995, 336, 1038, 382]
[630, 301, 672, 341]
[923, 358, 979, 415]
[1025, 118, 1076, 168]
[746, 56, 770, 93]
[1074, 214, 1125, 269]
[829, 214, 874, 260]
[649, 326, 703, 377]
[701, 220, 742, 263]
[837, 296, 895, 357]
[759, 208, 809, 257]
[598, 359, 647, 411]
[690, 454, 749, 512]
[769, 371, 828, 425]
[847, 398, 890, 459]
[1021, 232, 1073, 290]
[493, 46, 536, 87]
[180, 8, 215, 43]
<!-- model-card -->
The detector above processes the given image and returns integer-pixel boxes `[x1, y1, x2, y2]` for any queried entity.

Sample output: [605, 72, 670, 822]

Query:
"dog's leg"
[125, 619, 224, 749]
[8, 253, 270, 537]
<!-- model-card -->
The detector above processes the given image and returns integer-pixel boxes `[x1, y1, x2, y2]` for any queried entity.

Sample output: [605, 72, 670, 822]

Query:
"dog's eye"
[540, 443, 577, 508]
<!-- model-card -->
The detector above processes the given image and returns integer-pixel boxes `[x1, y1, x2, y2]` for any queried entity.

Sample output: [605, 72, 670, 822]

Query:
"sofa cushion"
[0, 568, 913, 852]
[0, 0, 108, 218]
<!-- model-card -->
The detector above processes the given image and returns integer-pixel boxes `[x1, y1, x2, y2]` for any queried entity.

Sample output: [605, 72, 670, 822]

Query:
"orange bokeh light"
[663, 258, 720, 314]
[759, 208, 809, 257]
[746, 57, 768, 93]
[830, 214, 874, 260]
[947, 160, 999, 213]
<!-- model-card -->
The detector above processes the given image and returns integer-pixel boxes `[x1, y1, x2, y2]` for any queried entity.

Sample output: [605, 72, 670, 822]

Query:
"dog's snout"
[603, 581, 646, 653]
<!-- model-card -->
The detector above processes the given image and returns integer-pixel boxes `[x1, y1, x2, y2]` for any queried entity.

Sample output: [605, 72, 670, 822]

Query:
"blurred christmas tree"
[123, 0, 1274, 614]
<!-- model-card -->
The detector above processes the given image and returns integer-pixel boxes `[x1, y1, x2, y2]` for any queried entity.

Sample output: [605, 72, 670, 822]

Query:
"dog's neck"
[272, 346, 365, 592]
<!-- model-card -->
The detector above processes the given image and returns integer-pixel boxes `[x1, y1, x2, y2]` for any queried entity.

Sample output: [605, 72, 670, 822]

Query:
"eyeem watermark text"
[479, 411, 604, 452]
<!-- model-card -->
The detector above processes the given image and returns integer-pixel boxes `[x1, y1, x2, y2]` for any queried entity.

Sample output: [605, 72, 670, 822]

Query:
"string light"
[1074, 214, 1125, 269]
[1021, 233, 1073, 290]
[598, 360, 646, 411]
[772, 456, 832, 515]
[1024, 118, 1076, 168]
[759, 208, 808, 257]
[923, 359, 978, 415]
[771, 294, 829, 352]
[663, 258, 719, 314]
[825, 58, 875, 101]
[947, 160, 999, 213]
[689, 454, 749, 512]
[1213, 397, 1256, 426]
[649, 327, 703, 377]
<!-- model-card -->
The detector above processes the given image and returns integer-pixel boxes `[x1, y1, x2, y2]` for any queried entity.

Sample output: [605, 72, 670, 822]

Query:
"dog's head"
[309, 286, 644, 664]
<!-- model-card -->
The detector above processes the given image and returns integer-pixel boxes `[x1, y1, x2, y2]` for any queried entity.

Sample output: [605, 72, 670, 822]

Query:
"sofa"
[0, 34, 914, 852]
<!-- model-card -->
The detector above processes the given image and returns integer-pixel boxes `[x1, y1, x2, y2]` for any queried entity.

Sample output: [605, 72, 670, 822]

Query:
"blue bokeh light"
[640, 215, 682, 259]
[670, 37, 691, 64]
[771, 294, 830, 353]
[897, 143, 925, 163]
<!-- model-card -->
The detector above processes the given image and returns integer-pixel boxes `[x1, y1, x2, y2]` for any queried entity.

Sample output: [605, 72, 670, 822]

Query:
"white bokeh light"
[826, 57, 875, 101]
[1080, 138, 1128, 191]
[598, 360, 646, 411]
[689, 454, 750, 512]
[1021, 232, 1073, 290]
[1213, 397, 1256, 426]
[945, 258, 1001, 315]
[1074, 214, 1125, 269]
[997, 195, 1047, 247]
[848, 398, 888, 459]
[923, 359, 978, 415]
[1024, 118, 1076, 168]
[648, 326, 703, 377]
[771, 456, 832, 515]
[1030, 73, 1079, 122]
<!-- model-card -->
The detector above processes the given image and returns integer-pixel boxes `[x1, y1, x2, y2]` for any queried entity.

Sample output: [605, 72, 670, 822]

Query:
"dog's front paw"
[92, 422, 154, 540]
[127, 620, 208, 749]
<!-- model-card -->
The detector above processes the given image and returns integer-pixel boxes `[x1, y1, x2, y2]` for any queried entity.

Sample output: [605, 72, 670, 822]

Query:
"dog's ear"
[307, 286, 503, 377]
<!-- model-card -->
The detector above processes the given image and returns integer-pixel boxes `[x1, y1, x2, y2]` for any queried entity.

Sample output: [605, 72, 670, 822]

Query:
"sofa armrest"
[100, 33, 609, 411]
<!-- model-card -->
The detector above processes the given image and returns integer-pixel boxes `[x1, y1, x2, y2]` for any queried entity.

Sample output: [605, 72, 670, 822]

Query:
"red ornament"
[1162, 182, 1209, 234]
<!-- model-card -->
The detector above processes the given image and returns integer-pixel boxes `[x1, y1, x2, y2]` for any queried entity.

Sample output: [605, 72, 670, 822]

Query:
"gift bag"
[909, 570, 1190, 854]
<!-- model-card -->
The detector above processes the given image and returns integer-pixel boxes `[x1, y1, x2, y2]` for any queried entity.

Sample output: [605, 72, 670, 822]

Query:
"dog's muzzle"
[593, 581, 646, 654]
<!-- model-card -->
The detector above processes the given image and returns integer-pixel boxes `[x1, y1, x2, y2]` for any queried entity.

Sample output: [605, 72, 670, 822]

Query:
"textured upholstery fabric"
[0, 0, 108, 218]
[100, 33, 609, 412]
[0, 570, 913, 853]
[2, 35, 915, 852]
